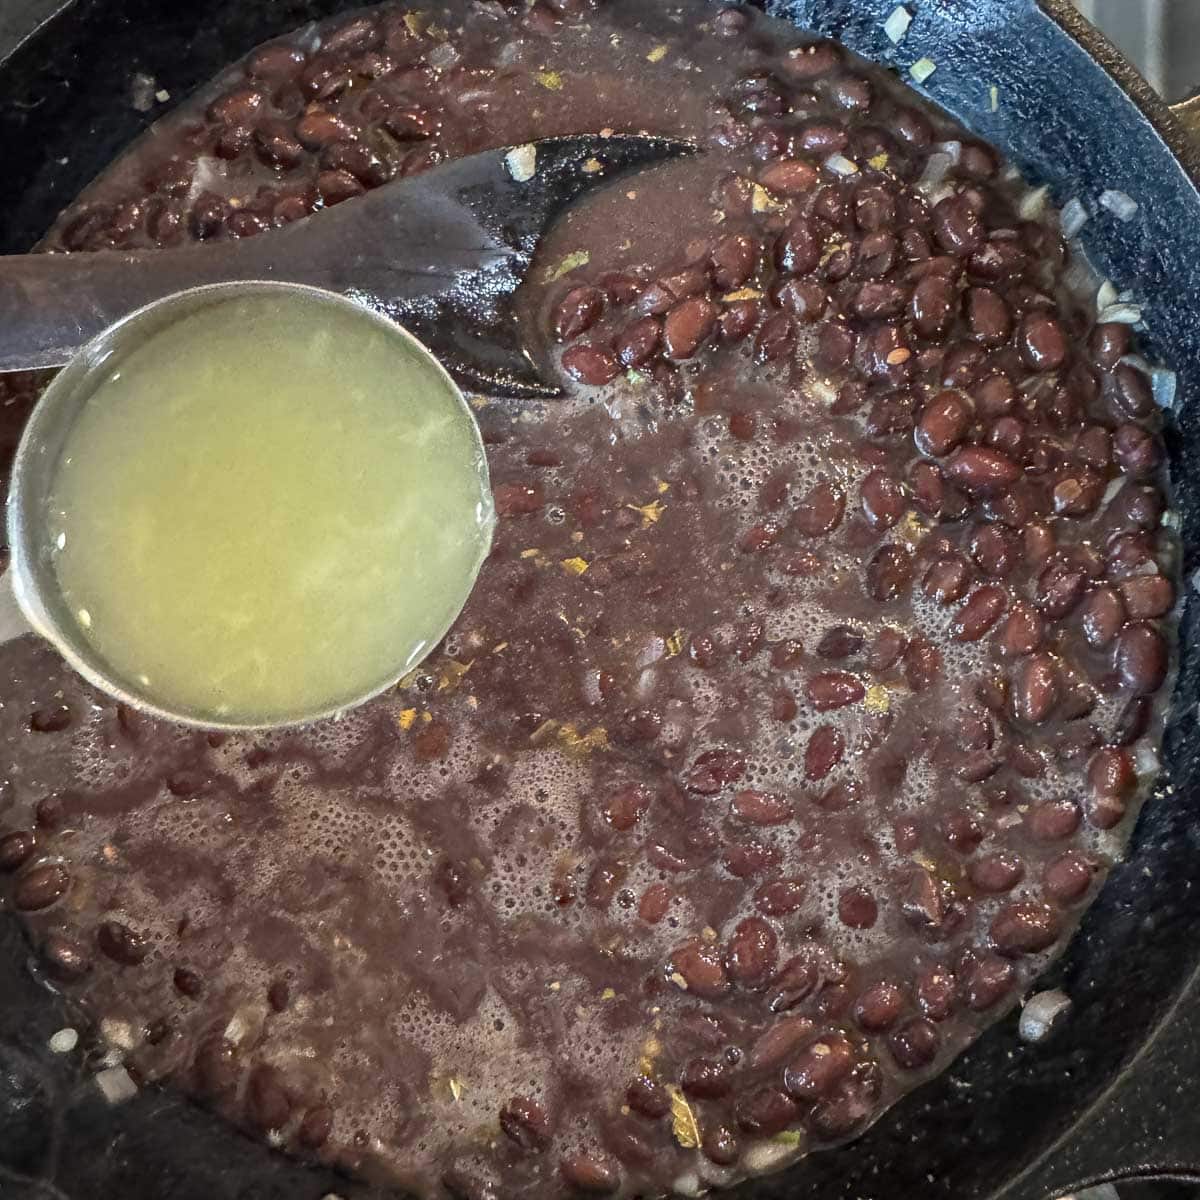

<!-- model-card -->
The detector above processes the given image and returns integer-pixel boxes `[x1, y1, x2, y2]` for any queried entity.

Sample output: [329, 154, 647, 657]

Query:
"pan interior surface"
[0, 2, 1197, 1198]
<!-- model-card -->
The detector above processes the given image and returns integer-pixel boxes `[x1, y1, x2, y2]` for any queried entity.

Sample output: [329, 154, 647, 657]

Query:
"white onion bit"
[742, 1138, 802, 1174]
[505, 144, 537, 183]
[933, 139, 962, 164]
[1135, 742, 1162, 777]
[916, 152, 955, 194]
[909, 57, 937, 84]
[1151, 367, 1178, 409]
[96, 1066, 139, 1106]
[1060, 197, 1088, 238]
[1097, 302, 1144, 326]
[1095, 279, 1118, 312]
[48, 1028, 78, 1054]
[1018, 185, 1049, 221]
[825, 153, 860, 177]
[1100, 189, 1140, 221]
[884, 6, 912, 44]
[1019, 989, 1073, 1043]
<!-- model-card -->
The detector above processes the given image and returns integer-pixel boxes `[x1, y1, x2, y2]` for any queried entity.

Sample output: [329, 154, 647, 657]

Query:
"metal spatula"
[0, 134, 692, 398]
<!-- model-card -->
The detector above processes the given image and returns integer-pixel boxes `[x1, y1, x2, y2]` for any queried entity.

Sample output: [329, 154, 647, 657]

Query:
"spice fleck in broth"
[46, 289, 494, 725]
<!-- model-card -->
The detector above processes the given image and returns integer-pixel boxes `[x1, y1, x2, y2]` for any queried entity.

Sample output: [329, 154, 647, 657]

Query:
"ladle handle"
[0, 568, 32, 644]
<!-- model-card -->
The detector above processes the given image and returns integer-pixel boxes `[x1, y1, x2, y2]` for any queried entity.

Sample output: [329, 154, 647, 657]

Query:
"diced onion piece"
[1151, 366, 1178, 409]
[1100, 189, 1139, 221]
[743, 1138, 802, 1174]
[1018, 185, 1049, 221]
[49, 1028, 78, 1054]
[96, 1065, 139, 1106]
[1102, 476, 1125, 505]
[909, 57, 937, 84]
[1097, 302, 1143, 326]
[825, 154, 860, 177]
[505, 144, 537, 183]
[1019, 989, 1072, 1043]
[1060, 197, 1088, 238]
[1095, 279, 1118, 312]
[672, 1172, 704, 1197]
[916, 152, 955, 193]
[933, 139, 962, 164]
[1162, 508, 1182, 530]
[1061, 256, 1096, 298]
[884, 6, 913, 45]
[1135, 742, 1161, 777]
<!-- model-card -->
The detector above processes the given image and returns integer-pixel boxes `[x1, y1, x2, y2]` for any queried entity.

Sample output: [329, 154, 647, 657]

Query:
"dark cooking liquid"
[0, 1, 1177, 1197]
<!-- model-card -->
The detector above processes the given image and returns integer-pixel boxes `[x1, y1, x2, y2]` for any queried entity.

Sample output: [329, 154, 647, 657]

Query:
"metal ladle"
[0, 134, 691, 727]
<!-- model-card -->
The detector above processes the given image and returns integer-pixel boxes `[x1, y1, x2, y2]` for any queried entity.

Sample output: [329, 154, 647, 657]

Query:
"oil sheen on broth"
[45, 291, 495, 725]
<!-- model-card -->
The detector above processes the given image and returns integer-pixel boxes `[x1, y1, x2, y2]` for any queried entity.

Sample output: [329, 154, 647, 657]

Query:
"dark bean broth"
[0, 1, 1175, 1197]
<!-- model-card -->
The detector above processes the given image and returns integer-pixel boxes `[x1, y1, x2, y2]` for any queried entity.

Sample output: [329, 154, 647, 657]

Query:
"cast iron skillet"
[0, 1, 1199, 1198]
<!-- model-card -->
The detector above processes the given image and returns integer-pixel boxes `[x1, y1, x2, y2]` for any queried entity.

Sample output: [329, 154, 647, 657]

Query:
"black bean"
[944, 446, 1020, 493]
[782, 42, 842, 80]
[562, 344, 620, 386]
[97, 920, 148, 966]
[1091, 322, 1131, 370]
[760, 158, 818, 197]
[610, 316, 659, 368]
[1018, 312, 1068, 371]
[713, 7, 750, 38]
[247, 43, 307, 83]
[317, 168, 365, 205]
[853, 281, 909, 320]
[29, 705, 72, 733]
[560, 1152, 620, 1195]
[776, 215, 822, 274]
[783, 1035, 854, 1100]
[717, 299, 760, 343]
[41, 933, 91, 982]
[966, 287, 1011, 345]
[680, 1056, 732, 1099]
[669, 940, 730, 998]
[1044, 852, 1096, 903]
[735, 1086, 801, 1135]
[756, 312, 797, 362]
[0, 831, 36, 872]
[1114, 623, 1168, 694]
[888, 1018, 939, 1069]
[711, 232, 759, 288]
[990, 902, 1061, 956]
[1011, 653, 1060, 724]
[933, 194, 983, 255]
[961, 953, 1015, 1011]
[552, 287, 605, 341]
[13, 863, 69, 911]
[1113, 424, 1164, 478]
[174, 966, 204, 997]
[501, 1096, 553, 1151]
[915, 390, 970, 457]
[663, 297, 718, 360]
[702, 1125, 739, 1165]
